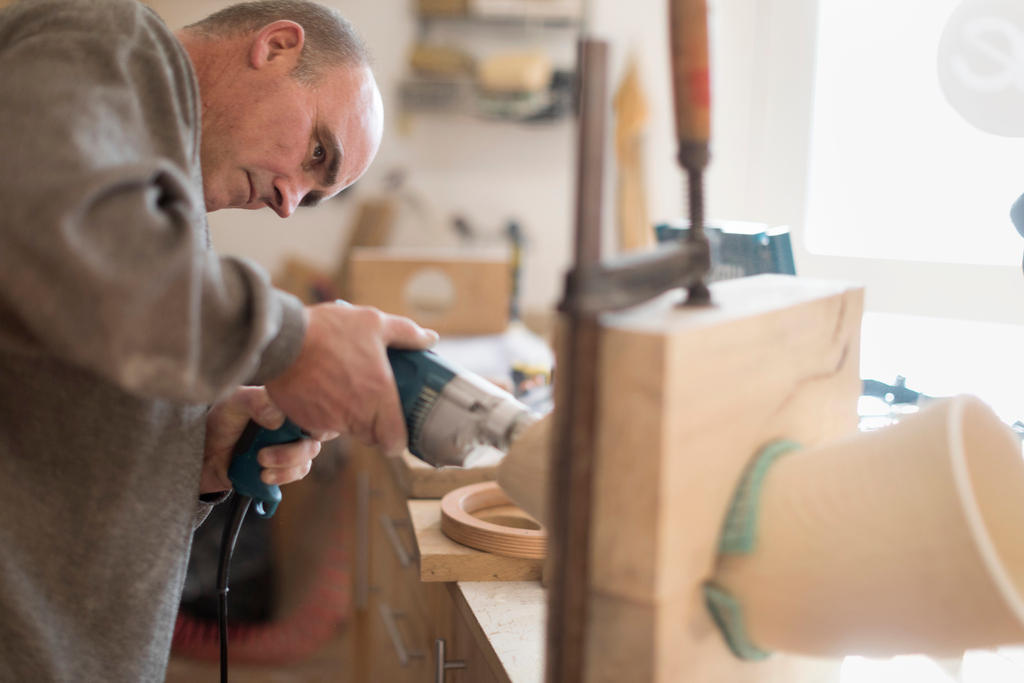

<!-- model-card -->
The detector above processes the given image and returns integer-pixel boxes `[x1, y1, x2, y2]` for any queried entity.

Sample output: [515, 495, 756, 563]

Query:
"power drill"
[227, 347, 539, 517]
[215, 346, 538, 681]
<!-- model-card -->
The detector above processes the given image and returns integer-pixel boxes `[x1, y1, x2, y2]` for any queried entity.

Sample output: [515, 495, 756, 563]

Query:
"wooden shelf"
[398, 76, 573, 123]
[418, 12, 581, 29]
[408, 498, 544, 582]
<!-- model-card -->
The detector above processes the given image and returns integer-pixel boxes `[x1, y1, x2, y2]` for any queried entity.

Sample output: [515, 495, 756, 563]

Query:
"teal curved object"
[227, 418, 305, 518]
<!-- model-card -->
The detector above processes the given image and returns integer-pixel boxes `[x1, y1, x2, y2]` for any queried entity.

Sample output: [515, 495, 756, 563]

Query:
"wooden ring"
[440, 481, 547, 559]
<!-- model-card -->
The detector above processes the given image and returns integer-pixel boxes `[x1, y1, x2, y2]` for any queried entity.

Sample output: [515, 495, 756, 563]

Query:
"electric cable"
[216, 492, 252, 683]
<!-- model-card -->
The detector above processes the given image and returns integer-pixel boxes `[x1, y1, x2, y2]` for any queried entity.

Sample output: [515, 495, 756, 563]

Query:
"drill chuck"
[407, 370, 536, 467]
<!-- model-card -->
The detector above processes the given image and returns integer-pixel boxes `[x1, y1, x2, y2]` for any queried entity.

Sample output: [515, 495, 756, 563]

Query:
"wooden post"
[545, 37, 611, 683]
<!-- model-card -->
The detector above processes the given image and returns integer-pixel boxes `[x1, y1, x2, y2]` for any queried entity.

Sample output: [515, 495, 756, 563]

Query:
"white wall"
[150, 0, 1024, 323]
[704, 0, 1024, 326]
[146, 0, 763, 315]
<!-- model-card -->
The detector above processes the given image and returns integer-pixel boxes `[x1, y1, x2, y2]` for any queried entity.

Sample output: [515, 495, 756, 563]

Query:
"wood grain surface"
[409, 499, 543, 583]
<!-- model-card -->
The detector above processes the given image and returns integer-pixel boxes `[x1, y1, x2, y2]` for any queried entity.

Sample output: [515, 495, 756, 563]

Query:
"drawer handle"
[434, 638, 466, 682]
[379, 513, 413, 567]
[378, 602, 424, 666]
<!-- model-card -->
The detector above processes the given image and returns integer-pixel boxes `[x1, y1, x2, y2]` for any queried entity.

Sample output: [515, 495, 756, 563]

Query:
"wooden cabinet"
[351, 443, 506, 682]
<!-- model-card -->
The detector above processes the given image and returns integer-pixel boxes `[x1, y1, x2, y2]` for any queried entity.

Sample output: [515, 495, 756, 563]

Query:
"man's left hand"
[201, 386, 335, 494]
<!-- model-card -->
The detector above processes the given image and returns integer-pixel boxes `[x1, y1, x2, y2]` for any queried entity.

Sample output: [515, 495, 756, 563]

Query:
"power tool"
[228, 347, 538, 509]
[215, 346, 538, 681]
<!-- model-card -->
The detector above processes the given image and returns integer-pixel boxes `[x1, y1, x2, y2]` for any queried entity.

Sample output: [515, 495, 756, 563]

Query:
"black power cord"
[216, 492, 253, 683]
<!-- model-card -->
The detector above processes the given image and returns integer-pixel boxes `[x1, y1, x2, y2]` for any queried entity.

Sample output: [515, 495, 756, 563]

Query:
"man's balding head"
[176, 1, 383, 215]
[183, 0, 367, 84]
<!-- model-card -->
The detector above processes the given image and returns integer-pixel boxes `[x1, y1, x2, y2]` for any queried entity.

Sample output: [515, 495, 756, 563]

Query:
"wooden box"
[345, 247, 511, 336]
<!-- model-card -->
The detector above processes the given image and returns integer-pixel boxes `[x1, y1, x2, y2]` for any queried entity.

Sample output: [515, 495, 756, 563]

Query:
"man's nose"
[270, 179, 301, 218]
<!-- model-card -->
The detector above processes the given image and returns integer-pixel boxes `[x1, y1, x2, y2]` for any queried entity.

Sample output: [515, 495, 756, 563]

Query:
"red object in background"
[668, 0, 711, 144]
[172, 495, 351, 665]
[172, 551, 350, 664]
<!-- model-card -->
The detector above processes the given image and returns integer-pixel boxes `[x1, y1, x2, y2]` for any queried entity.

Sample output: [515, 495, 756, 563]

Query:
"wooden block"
[345, 247, 511, 335]
[388, 451, 498, 499]
[408, 499, 543, 582]
[496, 412, 553, 525]
[578, 274, 861, 681]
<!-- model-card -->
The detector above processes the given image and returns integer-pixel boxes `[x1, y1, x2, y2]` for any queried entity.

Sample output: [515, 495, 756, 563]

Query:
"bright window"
[804, 0, 1024, 266]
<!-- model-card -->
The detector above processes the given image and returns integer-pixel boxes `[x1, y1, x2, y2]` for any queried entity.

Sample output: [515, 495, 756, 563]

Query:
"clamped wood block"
[578, 274, 863, 682]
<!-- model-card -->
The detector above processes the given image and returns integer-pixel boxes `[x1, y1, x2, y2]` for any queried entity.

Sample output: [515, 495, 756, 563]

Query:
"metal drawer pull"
[380, 513, 413, 567]
[378, 602, 424, 666]
[435, 638, 466, 682]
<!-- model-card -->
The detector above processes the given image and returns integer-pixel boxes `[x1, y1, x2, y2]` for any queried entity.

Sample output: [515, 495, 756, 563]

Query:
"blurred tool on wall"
[613, 55, 654, 254]
[655, 219, 795, 282]
[409, 42, 475, 79]
[505, 218, 525, 321]
[475, 50, 555, 120]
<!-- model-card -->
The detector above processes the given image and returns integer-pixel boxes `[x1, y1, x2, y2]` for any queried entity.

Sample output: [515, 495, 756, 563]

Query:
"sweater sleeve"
[0, 0, 304, 403]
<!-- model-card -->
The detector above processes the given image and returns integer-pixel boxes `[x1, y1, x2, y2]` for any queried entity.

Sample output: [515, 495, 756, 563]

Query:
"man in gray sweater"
[0, 0, 435, 679]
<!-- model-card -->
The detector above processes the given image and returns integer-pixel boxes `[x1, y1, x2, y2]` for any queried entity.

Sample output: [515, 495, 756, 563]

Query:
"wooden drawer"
[372, 514, 430, 678]
[351, 442, 514, 682]
[370, 593, 431, 680]
[367, 448, 430, 681]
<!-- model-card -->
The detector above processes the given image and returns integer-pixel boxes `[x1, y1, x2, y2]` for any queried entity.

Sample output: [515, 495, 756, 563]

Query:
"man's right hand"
[265, 302, 438, 456]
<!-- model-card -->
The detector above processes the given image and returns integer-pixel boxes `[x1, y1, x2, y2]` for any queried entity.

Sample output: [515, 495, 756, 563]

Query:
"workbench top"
[405, 497, 547, 681]
[453, 581, 546, 683]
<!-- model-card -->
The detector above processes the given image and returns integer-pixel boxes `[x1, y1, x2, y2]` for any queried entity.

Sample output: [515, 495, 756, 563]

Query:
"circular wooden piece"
[440, 481, 547, 559]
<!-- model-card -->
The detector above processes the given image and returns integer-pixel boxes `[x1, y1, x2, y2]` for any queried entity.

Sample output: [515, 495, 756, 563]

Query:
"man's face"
[199, 58, 383, 216]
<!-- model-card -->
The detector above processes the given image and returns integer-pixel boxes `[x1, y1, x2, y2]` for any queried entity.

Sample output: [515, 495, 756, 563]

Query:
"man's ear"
[249, 20, 305, 69]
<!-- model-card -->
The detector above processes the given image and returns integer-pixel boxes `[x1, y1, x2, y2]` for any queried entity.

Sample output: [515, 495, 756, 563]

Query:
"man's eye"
[312, 143, 325, 162]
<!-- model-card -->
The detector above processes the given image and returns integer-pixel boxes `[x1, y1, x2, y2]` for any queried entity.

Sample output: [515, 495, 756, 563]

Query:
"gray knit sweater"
[0, 1, 305, 680]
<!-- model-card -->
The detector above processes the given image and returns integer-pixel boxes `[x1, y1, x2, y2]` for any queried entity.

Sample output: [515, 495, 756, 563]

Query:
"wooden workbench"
[454, 581, 545, 683]
[350, 443, 546, 682]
